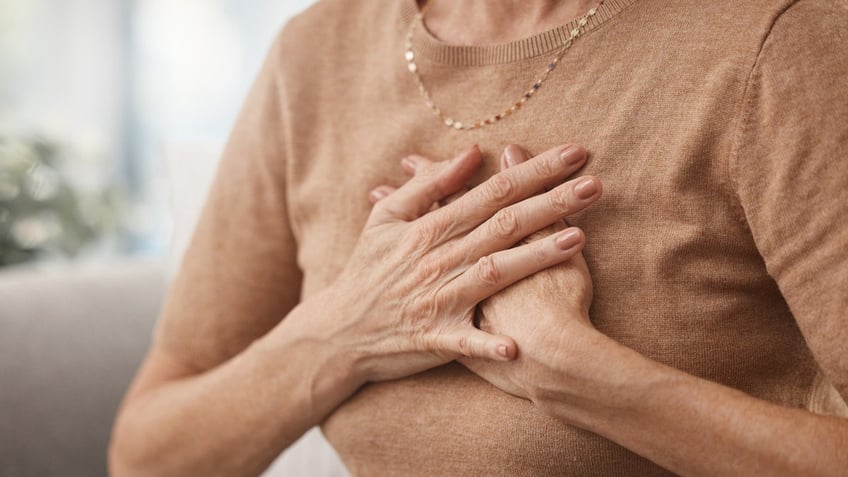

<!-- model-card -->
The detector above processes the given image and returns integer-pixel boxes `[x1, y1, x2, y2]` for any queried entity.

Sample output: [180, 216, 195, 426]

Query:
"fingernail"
[497, 344, 510, 358]
[560, 144, 585, 166]
[556, 229, 581, 250]
[504, 145, 528, 168]
[400, 157, 418, 174]
[369, 189, 386, 202]
[575, 177, 598, 199]
[401, 157, 417, 172]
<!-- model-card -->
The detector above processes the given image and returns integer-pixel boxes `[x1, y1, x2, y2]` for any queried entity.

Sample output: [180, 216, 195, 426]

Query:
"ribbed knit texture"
[407, 0, 638, 65]
[155, 0, 848, 474]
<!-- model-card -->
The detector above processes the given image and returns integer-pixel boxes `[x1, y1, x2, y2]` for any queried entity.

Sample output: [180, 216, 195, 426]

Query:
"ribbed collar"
[400, 0, 639, 66]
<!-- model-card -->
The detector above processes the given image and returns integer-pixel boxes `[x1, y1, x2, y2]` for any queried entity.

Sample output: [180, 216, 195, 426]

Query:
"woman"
[110, 0, 848, 475]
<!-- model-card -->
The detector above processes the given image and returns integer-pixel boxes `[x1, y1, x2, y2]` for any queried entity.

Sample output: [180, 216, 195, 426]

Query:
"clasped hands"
[319, 142, 602, 414]
[366, 143, 600, 406]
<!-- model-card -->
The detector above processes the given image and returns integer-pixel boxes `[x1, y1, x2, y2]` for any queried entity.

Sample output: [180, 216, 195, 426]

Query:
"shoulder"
[760, 0, 848, 61]
[273, 0, 408, 56]
[712, 0, 848, 59]
[744, 0, 848, 103]
[639, 0, 847, 87]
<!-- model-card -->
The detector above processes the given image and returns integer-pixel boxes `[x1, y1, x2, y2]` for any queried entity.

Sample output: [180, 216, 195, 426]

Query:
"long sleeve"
[153, 29, 302, 371]
[728, 0, 848, 399]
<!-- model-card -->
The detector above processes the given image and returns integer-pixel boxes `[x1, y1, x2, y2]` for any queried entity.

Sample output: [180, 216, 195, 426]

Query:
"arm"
[464, 1, 848, 474]
[110, 145, 603, 476]
[109, 299, 365, 477]
[461, 168, 848, 476]
[109, 28, 344, 475]
[536, 328, 848, 476]
[109, 25, 602, 473]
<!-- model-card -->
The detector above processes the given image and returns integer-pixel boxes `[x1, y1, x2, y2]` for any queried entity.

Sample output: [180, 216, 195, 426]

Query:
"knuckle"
[489, 208, 520, 240]
[483, 174, 516, 203]
[531, 239, 550, 265]
[547, 186, 571, 213]
[415, 256, 448, 282]
[532, 154, 557, 178]
[457, 335, 471, 356]
[412, 327, 436, 352]
[412, 218, 447, 247]
[432, 288, 453, 315]
[475, 255, 501, 286]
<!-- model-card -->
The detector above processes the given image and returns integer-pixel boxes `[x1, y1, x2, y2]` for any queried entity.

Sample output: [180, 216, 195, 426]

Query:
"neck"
[420, 0, 599, 45]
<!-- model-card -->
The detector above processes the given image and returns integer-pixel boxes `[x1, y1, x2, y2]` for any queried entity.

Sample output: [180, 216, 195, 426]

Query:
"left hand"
[462, 144, 598, 403]
[369, 144, 602, 404]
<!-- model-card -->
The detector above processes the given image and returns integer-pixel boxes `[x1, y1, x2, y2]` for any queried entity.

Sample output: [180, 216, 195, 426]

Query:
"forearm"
[110, 297, 364, 477]
[540, 329, 848, 476]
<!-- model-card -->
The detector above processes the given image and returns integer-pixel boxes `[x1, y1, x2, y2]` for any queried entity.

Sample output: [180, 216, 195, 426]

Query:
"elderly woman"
[110, 0, 848, 475]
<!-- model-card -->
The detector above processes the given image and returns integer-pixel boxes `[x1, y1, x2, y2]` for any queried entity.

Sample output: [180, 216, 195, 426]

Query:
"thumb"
[368, 145, 482, 225]
[501, 144, 531, 171]
[437, 328, 517, 362]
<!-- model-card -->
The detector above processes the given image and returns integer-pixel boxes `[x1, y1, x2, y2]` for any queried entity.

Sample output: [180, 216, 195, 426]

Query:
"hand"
[319, 143, 597, 385]
[461, 145, 600, 403]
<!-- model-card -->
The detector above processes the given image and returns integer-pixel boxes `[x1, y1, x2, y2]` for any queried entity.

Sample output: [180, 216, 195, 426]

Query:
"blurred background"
[1, 0, 315, 264]
[0, 1, 352, 476]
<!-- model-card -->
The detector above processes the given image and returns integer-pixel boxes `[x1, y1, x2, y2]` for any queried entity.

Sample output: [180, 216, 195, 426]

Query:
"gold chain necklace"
[405, 1, 604, 130]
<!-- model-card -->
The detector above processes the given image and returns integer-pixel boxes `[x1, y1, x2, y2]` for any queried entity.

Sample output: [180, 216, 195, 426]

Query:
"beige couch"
[0, 142, 348, 476]
[0, 259, 347, 476]
[0, 260, 167, 477]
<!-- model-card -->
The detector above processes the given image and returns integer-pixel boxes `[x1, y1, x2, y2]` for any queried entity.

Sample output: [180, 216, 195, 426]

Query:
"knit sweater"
[155, 0, 848, 474]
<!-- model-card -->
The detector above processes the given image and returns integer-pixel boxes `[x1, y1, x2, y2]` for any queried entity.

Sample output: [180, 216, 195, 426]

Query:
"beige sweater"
[156, 0, 848, 474]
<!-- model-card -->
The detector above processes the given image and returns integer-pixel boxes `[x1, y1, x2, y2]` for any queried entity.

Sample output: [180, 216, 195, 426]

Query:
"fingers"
[439, 186, 469, 206]
[501, 143, 530, 171]
[372, 182, 469, 207]
[368, 185, 397, 204]
[454, 175, 600, 258]
[446, 227, 586, 305]
[368, 145, 483, 224]
[435, 328, 517, 361]
[371, 144, 535, 206]
[502, 144, 572, 238]
[433, 144, 587, 237]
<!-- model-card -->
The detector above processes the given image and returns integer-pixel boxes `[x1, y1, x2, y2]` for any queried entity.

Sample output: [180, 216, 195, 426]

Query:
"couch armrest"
[0, 260, 166, 477]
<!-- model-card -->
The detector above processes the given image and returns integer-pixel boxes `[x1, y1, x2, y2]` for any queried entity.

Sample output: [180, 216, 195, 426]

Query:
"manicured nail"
[369, 189, 386, 202]
[497, 344, 510, 358]
[504, 145, 528, 168]
[575, 177, 598, 199]
[555, 229, 581, 250]
[560, 144, 585, 166]
[401, 157, 417, 172]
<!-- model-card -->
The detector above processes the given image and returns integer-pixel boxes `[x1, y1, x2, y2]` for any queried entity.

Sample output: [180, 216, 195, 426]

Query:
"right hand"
[319, 143, 600, 383]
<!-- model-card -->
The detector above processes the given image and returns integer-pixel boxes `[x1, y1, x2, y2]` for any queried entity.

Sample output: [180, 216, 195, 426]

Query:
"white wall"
[0, 0, 129, 189]
[0, 0, 318, 253]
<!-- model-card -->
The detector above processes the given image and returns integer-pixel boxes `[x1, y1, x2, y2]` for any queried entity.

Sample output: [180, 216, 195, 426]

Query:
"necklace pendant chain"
[405, 2, 604, 131]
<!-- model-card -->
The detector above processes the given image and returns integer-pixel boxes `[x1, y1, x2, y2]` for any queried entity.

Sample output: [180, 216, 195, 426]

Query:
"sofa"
[0, 260, 166, 476]
[0, 141, 348, 476]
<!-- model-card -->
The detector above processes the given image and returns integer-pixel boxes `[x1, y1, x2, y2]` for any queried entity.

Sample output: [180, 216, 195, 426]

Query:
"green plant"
[0, 135, 122, 266]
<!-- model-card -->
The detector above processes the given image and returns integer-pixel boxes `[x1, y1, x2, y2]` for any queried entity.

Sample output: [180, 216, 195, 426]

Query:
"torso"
[277, 0, 824, 474]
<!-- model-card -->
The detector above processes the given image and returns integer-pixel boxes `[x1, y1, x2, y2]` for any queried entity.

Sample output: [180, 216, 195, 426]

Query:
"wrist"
[530, 323, 649, 430]
[260, 291, 368, 415]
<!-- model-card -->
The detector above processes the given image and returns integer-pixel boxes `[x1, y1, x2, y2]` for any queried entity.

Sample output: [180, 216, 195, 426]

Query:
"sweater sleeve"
[152, 28, 303, 371]
[729, 0, 848, 399]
